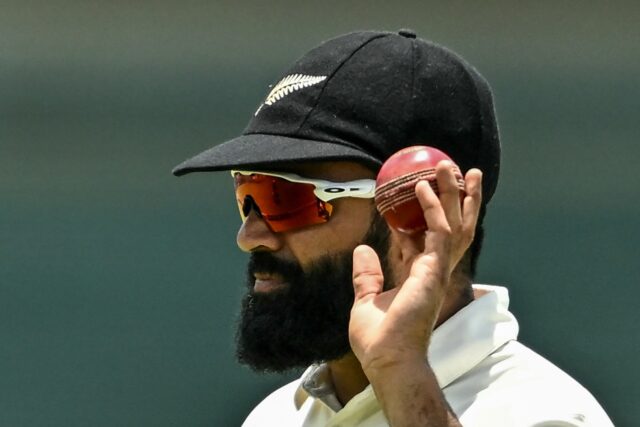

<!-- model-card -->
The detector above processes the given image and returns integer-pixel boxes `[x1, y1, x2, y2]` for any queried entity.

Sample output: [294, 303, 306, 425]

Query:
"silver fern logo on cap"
[255, 74, 327, 115]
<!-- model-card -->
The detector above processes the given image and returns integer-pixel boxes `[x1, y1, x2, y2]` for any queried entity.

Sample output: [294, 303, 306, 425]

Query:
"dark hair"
[469, 206, 486, 279]
[459, 203, 487, 281]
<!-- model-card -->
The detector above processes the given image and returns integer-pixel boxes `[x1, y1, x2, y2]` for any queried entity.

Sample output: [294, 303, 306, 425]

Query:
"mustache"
[247, 252, 303, 278]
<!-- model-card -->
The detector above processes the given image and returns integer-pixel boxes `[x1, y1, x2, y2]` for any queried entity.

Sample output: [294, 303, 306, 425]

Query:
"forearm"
[366, 357, 462, 427]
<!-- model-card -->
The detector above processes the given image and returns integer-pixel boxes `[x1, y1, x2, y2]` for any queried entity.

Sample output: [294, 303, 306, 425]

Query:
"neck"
[328, 282, 473, 406]
[328, 352, 370, 406]
[434, 281, 474, 328]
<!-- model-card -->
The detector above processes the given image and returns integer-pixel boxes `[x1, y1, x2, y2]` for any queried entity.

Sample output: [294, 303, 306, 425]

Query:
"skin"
[351, 163, 482, 426]
[236, 161, 377, 277]
[236, 160, 483, 426]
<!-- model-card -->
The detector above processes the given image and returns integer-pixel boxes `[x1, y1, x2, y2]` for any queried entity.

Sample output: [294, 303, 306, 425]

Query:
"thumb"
[352, 245, 385, 301]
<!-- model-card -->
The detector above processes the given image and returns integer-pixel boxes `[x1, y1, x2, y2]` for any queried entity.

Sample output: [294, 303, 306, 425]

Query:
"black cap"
[172, 30, 501, 203]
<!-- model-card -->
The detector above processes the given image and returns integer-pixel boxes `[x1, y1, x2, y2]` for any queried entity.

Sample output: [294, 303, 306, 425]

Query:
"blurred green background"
[2, 1, 638, 426]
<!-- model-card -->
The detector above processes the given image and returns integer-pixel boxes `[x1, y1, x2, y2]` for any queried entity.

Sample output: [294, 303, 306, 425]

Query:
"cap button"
[398, 29, 416, 39]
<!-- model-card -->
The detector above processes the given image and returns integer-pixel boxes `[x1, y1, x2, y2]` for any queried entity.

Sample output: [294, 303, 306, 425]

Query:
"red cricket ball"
[375, 146, 465, 234]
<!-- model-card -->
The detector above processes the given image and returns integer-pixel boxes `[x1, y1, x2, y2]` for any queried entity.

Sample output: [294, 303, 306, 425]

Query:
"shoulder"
[241, 378, 304, 427]
[448, 341, 614, 426]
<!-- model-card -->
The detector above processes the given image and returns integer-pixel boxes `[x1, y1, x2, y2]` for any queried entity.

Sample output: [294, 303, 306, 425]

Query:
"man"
[173, 30, 613, 426]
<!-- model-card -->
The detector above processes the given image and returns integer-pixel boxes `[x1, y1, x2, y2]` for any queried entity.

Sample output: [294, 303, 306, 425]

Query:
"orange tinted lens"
[233, 173, 333, 232]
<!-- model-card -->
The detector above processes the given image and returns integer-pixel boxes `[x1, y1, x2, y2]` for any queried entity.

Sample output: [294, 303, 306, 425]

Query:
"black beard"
[235, 215, 391, 373]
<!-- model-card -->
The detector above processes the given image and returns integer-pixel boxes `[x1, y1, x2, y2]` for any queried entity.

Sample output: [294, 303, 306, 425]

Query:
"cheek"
[283, 201, 375, 269]
[283, 227, 354, 271]
[323, 200, 375, 246]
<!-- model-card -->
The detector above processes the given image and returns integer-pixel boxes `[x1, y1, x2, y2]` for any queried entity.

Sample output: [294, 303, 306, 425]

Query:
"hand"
[349, 161, 483, 374]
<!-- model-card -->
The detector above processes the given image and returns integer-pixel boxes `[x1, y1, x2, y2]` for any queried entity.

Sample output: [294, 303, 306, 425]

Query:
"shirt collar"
[429, 284, 519, 388]
[294, 285, 519, 410]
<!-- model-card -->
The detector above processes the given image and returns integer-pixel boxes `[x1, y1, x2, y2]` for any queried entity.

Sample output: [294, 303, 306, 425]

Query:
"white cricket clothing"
[242, 285, 613, 426]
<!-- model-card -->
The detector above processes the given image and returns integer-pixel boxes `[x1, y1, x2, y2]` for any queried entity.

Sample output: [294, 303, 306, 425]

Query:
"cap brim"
[172, 133, 382, 176]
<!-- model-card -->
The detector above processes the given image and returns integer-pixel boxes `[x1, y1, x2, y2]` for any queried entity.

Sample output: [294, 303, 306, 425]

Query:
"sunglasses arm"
[313, 179, 376, 202]
[231, 170, 376, 202]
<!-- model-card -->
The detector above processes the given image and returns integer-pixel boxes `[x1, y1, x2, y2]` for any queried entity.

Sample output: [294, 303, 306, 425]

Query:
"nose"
[236, 209, 284, 253]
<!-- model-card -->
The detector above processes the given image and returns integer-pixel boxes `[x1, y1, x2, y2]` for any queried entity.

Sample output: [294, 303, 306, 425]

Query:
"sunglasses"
[231, 170, 376, 232]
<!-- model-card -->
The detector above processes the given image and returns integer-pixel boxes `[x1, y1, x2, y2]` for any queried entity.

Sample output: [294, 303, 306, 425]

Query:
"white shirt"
[242, 285, 614, 426]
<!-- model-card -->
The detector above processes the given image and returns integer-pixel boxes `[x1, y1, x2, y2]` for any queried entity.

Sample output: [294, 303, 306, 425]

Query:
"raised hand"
[348, 161, 482, 426]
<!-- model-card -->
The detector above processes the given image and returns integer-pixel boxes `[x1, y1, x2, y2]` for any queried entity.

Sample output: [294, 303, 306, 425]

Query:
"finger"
[406, 254, 448, 298]
[435, 160, 463, 230]
[352, 245, 385, 301]
[414, 180, 452, 262]
[391, 227, 423, 261]
[415, 180, 450, 234]
[462, 169, 483, 236]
